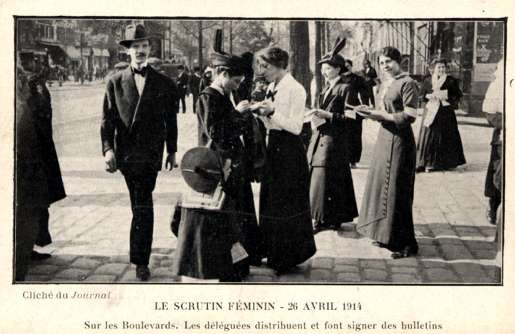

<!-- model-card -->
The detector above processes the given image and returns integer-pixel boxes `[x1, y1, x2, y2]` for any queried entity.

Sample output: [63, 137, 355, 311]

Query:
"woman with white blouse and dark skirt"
[416, 57, 466, 172]
[356, 47, 419, 259]
[253, 47, 316, 274]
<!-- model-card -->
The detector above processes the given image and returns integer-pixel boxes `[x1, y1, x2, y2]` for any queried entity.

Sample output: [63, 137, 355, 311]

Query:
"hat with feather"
[318, 37, 347, 71]
[210, 29, 244, 73]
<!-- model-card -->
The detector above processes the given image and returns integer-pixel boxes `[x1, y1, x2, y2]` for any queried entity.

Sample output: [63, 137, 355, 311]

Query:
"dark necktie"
[265, 90, 277, 102]
[133, 67, 147, 77]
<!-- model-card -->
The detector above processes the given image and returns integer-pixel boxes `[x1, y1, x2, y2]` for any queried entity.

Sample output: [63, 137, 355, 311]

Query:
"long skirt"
[172, 182, 260, 281]
[260, 130, 316, 271]
[345, 118, 363, 164]
[417, 107, 466, 170]
[356, 124, 418, 251]
[310, 165, 358, 226]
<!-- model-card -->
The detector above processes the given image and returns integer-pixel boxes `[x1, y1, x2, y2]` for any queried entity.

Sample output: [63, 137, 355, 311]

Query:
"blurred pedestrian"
[26, 57, 67, 261]
[15, 55, 50, 281]
[236, 52, 255, 101]
[177, 65, 189, 113]
[250, 75, 268, 103]
[188, 66, 202, 113]
[416, 57, 466, 172]
[307, 38, 359, 233]
[483, 62, 503, 226]
[255, 46, 316, 274]
[356, 47, 419, 259]
[360, 59, 378, 93]
[342, 58, 372, 168]
[101, 24, 179, 281]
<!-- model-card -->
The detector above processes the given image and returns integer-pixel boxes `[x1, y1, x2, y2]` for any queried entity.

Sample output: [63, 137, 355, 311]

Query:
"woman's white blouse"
[260, 73, 307, 135]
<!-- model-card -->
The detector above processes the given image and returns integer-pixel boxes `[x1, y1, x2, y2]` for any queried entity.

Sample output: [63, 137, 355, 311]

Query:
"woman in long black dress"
[416, 58, 466, 172]
[254, 47, 316, 274]
[356, 47, 419, 259]
[307, 38, 359, 232]
[172, 33, 261, 281]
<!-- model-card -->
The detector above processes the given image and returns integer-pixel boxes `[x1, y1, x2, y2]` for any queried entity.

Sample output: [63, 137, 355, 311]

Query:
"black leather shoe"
[31, 251, 51, 261]
[313, 223, 332, 234]
[136, 265, 151, 281]
[487, 209, 497, 225]
[372, 241, 387, 248]
[391, 244, 418, 259]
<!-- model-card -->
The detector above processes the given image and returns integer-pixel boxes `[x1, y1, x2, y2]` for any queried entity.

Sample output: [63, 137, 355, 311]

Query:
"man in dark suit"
[176, 65, 189, 113]
[101, 24, 179, 281]
[188, 66, 201, 113]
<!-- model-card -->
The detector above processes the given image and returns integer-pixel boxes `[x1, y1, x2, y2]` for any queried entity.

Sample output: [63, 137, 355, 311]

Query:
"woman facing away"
[355, 46, 419, 259]
[253, 46, 316, 274]
[416, 57, 466, 172]
[306, 37, 359, 233]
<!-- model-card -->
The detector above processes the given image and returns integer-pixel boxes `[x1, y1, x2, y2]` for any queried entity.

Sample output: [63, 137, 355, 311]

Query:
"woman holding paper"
[306, 37, 359, 233]
[416, 58, 466, 172]
[356, 47, 419, 259]
[254, 47, 316, 274]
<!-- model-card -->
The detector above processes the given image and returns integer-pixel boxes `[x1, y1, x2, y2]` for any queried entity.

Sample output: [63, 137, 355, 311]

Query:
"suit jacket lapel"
[130, 67, 156, 131]
[321, 78, 340, 109]
[121, 68, 139, 128]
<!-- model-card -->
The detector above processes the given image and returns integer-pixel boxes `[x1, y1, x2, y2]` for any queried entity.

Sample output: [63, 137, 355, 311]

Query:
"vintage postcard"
[1, 0, 514, 333]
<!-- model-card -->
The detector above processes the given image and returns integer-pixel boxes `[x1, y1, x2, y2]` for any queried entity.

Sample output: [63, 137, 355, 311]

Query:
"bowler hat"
[119, 24, 154, 48]
[181, 147, 224, 194]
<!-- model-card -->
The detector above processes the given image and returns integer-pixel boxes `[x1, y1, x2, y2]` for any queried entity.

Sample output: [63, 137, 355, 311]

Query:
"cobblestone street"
[25, 81, 501, 284]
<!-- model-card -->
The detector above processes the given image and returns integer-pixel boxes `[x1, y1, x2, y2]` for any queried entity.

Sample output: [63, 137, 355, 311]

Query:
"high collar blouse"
[260, 72, 307, 135]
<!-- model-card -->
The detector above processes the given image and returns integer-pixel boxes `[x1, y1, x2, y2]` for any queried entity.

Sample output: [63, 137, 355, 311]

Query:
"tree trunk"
[321, 21, 326, 55]
[326, 22, 331, 52]
[289, 21, 311, 107]
[409, 21, 415, 73]
[198, 21, 203, 70]
[229, 21, 233, 54]
[315, 21, 323, 103]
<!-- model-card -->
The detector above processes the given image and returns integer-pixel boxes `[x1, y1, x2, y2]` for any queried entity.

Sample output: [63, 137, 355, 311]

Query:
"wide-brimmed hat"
[181, 147, 224, 194]
[119, 24, 154, 48]
[318, 37, 347, 70]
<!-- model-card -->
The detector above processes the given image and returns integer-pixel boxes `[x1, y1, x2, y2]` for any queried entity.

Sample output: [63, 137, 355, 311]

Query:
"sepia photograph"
[14, 17, 505, 285]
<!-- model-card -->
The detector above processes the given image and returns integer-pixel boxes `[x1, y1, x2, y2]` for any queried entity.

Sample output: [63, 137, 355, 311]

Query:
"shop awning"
[92, 48, 110, 57]
[65, 46, 81, 59]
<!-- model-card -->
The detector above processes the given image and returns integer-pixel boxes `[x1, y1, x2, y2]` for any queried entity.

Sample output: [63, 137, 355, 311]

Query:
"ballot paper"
[346, 109, 357, 119]
[231, 242, 249, 263]
[311, 114, 326, 130]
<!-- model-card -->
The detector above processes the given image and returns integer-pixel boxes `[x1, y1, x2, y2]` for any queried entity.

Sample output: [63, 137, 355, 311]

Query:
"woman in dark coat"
[307, 38, 359, 232]
[15, 64, 50, 280]
[172, 35, 261, 282]
[254, 47, 316, 274]
[483, 63, 503, 227]
[416, 58, 466, 172]
[27, 65, 66, 259]
[356, 47, 419, 259]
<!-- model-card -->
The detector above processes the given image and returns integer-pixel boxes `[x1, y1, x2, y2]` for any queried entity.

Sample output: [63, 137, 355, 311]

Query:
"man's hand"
[104, 149, 117, 173]
[165, 153, 176, 171]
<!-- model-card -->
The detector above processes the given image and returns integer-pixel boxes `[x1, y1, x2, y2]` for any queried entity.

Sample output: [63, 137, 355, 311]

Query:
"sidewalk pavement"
[23, 85, 501, 284]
